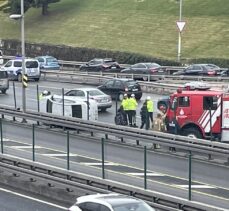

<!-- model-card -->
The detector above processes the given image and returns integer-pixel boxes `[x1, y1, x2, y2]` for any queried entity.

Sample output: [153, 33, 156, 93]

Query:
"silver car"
[69, 193, 155, 211]
[65, 88, 112, 112]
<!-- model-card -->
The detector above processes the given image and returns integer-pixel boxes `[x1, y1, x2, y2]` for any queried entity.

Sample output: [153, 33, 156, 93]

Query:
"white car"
[69, 193, 155, 211]
[65, 88, 112, 112]
[1, 58, 40, 81]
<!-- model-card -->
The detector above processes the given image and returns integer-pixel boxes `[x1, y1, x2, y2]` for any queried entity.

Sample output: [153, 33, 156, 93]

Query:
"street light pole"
[177, 0, 182, 63]
[21, 0, 26, 112]
[9, 0, 26, 113]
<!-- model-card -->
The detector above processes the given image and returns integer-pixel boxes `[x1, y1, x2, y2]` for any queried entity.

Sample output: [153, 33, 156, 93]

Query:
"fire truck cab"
[161, 89, 229, 142]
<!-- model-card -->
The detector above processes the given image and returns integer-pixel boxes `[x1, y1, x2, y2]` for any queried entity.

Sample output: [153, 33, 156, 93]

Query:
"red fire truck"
[158, 89, 229, 142]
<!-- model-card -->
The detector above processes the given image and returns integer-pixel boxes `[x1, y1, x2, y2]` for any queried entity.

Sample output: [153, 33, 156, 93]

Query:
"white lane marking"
[82, 162, 118, 166]
[0, 187, 68, 210]
[42, 153, 75, 156]
[127, 172, 164, 176]
[11, 146, 42, 149]
[174, 185, 216, 189]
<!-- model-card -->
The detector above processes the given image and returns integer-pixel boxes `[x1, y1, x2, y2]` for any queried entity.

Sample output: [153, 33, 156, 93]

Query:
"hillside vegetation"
[0, 0, 228, 61]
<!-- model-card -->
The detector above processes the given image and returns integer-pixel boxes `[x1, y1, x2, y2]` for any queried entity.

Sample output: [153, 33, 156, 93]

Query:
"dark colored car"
[121, 62, 165, 81]
[98, 78, 142, 101]
[80, 58, 121, 72]
[173, 64, 221, 76]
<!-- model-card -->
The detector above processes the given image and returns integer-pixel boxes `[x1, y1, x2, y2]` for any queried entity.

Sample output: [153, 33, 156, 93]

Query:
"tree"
[9, 0, 60, 15]
[9, 0, 33, 14]
[32, 0, 60, 15]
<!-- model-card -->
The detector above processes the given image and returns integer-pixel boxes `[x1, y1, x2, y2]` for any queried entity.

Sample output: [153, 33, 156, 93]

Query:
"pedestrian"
[140, 101, 149, 129]
[121, 93, 129, 125]
[146, 96, 154, 128]
[39, 90, 51, 100]
[153, 113, 166, 132]
[128, 93, 138, 127]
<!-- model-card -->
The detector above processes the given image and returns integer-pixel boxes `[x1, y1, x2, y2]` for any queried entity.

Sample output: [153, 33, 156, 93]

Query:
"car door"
[113, 79, 125, 98]
[99, 80, 115, 97]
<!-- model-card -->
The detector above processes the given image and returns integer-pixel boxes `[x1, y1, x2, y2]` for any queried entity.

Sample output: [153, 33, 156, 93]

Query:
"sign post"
[177, 0, 186, 63]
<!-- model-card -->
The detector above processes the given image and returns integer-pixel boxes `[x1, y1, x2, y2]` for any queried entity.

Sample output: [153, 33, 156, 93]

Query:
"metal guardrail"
[0, 154, 225, 211]
[0, 106, 229, 160]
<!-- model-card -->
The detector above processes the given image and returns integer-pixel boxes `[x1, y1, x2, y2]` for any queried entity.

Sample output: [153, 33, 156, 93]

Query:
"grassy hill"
[0, 0, 229, 61]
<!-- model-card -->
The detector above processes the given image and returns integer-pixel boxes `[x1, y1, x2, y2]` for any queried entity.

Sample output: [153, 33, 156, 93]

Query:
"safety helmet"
[131, 93, 135, 97]
[147, 96, 151, 100]
[124, 93, 128, 97]
[42, 90, 49, 96]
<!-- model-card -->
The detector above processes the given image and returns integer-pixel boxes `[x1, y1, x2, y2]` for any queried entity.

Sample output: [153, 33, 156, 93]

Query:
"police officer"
[128, 93, 138, 127]
[121, 93, 129, 125]
[39, 90, 51, 100]
[146, 96, 154, 127]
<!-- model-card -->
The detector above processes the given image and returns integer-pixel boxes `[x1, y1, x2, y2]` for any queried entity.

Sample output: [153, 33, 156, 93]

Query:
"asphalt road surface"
[0, 80, 164, 125]
[0, 184, 69, 211]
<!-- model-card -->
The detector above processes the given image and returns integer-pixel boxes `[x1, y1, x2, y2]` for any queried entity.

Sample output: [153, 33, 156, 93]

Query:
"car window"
[26, 61, 38, 68]
[81, 202, 100, 211]
[37, 58, 44, 62]
[89, 89, 104, 96]
[47, 57, 57, 63]
[114, 80, 123, 88]
[178, 96, 190, 107]
[113, 202, 154, 211]
[137, 64, 146, 68]
[105, 80, 114, 88]
[132, 64, 140, 68]
[100, 205, 111, 211]
[203, 96, 217, 110]
[14, 61, 22, 67]
[66, 90, 85, 97]
[193, 65, 202, 70]
[125, 80, 137, 87]
[4, 61, 12, 68]
[146, 63, 160, 68]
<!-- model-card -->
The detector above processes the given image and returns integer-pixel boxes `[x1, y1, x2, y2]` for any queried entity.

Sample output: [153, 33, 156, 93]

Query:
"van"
[0, 70, 9, 94]
[1, 58, 40, 81]
[40, 95, 98, 121]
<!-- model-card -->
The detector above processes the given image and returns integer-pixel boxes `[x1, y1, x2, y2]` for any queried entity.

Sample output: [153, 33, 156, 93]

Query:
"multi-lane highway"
[0, 184, 68, 210]
[0, 80, 163, 125]
[1, 80, 229, 210]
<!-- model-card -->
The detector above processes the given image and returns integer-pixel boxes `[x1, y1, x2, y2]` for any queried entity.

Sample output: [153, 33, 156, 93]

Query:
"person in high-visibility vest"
[128, 93, 138, 127]
[146, 96, 154, 128]
[39, 90, 51, 100]
[120, 93, 129, 125]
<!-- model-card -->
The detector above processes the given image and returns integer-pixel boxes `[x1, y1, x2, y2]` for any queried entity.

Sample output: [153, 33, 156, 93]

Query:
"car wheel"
[100, 108, 107, 112]
[182, 128, 202, 139]
[1, 89, 6, 94]
[34, 78, 40, 82]
[17, 74, 22, 82]
[119, 93, 124, 101]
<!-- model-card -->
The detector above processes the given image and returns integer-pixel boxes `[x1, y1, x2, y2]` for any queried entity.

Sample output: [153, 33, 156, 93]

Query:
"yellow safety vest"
[129, 98, 138, 110]
[147, 100, 154, 112]
[121, 98, 129, 111]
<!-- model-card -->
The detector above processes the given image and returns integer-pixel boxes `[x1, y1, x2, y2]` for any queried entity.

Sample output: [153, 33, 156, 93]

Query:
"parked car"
[65, 87, 112, 112]
[0, 70, 9, 94]
[121, 62, 165, 81]
[0, 50, 3, 65]
[219, 69, 229, 77]
[173, 64, 221, 76]
[80, 58, 121, 72]
[0, 58, 40, 81]
[35, 55, 60, 70]
[68, 193, 155, 211]
[98, 78, 142, 101]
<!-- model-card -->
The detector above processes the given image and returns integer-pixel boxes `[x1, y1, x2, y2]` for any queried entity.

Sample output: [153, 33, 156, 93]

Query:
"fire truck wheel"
[182, 128, 202, 139]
